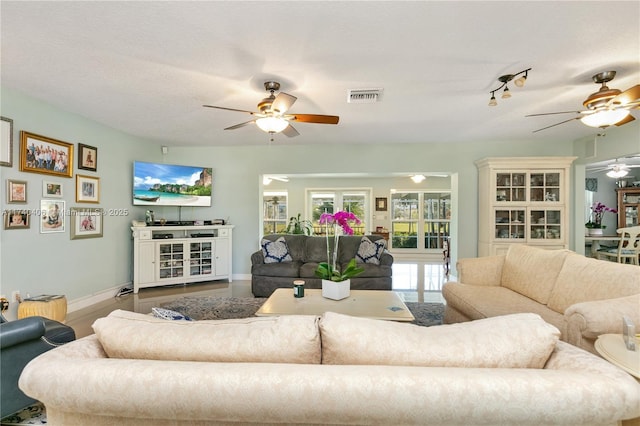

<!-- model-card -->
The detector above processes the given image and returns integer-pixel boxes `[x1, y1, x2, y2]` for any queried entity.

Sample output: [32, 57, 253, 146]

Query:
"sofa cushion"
[356, 236, 386, 264]
[547, 253, 640, 314]
[93, 310, 321, 364]
[442, 282, 566, 333]
[261, 237, 293, 263]
[304, 237, 330, 263]
[501, 245, 569, 305]
[319, 312, 559, 368]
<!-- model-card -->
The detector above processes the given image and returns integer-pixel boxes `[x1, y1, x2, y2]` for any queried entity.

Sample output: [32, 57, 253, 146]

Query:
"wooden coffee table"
[255, 288, 415, 322]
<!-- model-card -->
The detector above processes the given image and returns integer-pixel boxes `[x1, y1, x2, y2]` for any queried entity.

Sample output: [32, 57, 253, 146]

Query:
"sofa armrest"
[0, 317, 45, 349]
[565, 294, 640, 341]
[379, 250, 393, 266]
[250, 250, 264, 265]
[456, 254, 505, 286]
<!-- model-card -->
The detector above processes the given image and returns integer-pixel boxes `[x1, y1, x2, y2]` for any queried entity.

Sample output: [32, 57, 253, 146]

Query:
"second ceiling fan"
[527, 71, 640, 133]
[203, 81, 339, 138]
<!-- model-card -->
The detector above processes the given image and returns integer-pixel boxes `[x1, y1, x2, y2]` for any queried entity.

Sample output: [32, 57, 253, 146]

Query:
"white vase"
[588, 228, 604, 236]
[322, 279, 350, 300]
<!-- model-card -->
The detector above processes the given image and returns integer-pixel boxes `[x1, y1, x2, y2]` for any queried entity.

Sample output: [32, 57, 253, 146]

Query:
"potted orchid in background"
[585, 202, 617, 236]
[315, 211, 364, 300]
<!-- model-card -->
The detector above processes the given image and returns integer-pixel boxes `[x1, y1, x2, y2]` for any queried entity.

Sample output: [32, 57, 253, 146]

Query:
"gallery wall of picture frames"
[2, 117, 102, 238]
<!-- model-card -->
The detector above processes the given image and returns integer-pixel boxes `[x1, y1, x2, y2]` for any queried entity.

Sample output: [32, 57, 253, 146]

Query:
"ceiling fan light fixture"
[606, 168, 629, 178]
[256, 117, 289, 133]
[411, 174, 426, 183]
[580, 109, 630, 128]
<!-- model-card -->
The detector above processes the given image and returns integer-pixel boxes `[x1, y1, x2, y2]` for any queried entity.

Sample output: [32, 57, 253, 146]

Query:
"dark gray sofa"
[251, 234, 393, 297]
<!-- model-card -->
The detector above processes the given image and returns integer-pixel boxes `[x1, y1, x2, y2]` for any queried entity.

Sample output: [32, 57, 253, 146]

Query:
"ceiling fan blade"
[203, 105, 258, 115]
[615, 114, 636, 126]
[525, 111, 583, 117]
[224, 120, 255, 130]
[607, 84, 640, 107]
[281, 123, 300, 137]
[286, 114, 340, 124]
[532, 117, 580, 133]
[271, 93, 297, 115]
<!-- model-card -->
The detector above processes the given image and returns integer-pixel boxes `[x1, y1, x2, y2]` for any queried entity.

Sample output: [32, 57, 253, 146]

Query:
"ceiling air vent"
[347, 88, 383, 104]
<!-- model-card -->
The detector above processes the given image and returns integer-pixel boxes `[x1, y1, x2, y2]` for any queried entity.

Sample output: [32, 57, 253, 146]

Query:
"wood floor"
[66, 261, 450, 339]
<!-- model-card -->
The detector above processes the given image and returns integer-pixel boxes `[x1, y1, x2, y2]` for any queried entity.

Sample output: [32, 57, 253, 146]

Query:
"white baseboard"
[67, 283, 130, 313]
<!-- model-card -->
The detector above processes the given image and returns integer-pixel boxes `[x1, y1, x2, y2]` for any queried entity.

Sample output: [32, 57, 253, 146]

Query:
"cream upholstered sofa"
[19, 309, 640, 425]
[443, 244, 640, 355]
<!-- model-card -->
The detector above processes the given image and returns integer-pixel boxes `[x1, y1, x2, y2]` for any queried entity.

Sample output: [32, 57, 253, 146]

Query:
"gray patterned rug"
[161, 296, 444, 327]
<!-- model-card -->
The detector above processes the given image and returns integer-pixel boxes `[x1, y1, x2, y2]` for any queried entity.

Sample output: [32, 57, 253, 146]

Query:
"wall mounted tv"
[133, 161, 212, 207]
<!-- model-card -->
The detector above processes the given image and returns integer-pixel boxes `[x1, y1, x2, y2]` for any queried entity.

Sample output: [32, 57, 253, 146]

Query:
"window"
[263, 192, 287, 235]
[391, 191, 450, 251]
[307, 189, 370, 235]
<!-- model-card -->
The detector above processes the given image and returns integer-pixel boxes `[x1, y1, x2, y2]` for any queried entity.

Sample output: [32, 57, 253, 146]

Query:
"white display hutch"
[131, 224, 234, 293]
[475, 157, 576, 256]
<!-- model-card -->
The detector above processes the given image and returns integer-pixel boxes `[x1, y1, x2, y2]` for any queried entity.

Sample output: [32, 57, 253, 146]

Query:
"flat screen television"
[133, 161, 212, 207]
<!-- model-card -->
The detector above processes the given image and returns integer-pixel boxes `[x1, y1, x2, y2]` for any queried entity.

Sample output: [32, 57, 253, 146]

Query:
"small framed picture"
[40, 199, 65, 233]
[375, 197, 388, 211]
[7, 179, 27, 203]
[1, 117, 13, 167]
[3, 210, 30, 230]
[43, 181, 63, 198]
[77, 143, 97, 172]
[76, 174, 100, 203]
[19, 131, 73, 178]
[70, 207, 103, 240]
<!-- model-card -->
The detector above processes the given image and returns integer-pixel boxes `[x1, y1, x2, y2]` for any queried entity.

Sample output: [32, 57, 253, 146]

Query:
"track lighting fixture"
[488, 68, 531, 106]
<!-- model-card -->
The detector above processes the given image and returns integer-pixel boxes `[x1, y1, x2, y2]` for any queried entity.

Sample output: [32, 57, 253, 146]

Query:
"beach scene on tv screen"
[133, 162, 212, 206]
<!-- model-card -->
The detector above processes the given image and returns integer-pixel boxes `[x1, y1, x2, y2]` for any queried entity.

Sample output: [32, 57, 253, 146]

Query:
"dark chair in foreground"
[0, 314, 76, 418]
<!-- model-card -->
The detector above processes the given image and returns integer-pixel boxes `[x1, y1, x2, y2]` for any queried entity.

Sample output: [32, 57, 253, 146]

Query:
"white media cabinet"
[131, 224, 234, 293]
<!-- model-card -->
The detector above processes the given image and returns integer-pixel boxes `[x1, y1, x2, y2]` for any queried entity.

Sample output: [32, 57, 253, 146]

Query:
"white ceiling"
[1, 1, 639, 148]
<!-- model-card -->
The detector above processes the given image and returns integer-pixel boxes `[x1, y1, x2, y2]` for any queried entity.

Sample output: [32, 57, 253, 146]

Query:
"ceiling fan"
[526, 71, 640, 133]
[587, 157, 640, 178]
[203, 81, 339, 138]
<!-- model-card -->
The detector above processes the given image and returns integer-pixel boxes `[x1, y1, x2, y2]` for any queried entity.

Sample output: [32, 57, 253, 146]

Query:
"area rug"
[161, 296, 444, 327]
[0, 402, 47, 425]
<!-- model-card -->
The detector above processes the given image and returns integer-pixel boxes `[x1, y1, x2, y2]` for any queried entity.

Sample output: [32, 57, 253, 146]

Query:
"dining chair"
[596, 226, 640, 266]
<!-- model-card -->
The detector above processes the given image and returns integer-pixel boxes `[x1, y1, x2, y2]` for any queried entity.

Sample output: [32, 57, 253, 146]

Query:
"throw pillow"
[356, 236, 386, 264]
[93, 309, 321, 364]
[261, 237, 293, 263]
[319, 312, 560, 369]
[151, 307, 193, 321]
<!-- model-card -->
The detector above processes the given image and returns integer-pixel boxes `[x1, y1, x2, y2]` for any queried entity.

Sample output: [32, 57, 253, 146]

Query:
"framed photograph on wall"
[70, 207, 103, 240]
[40, 199, 65, 233]
[43, 180, 63, 198]
[76, 174, 100, 203]
[77, 143, 97, 172]
[7, 179, 27, 203]
[4, 210, 30, 230]
[375, 197, 388, 211]
[20, 131, 73, 177]
[1, 116, 13, 167]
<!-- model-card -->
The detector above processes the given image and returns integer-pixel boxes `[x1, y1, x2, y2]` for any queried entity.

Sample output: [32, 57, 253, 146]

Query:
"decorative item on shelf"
[585, 201, 617, 236]
[315, 211, 364, 300]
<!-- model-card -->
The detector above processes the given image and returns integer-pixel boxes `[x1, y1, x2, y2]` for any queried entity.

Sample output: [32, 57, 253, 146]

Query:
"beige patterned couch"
[443, 244, 640, 355]
[19, 309, 640, 425]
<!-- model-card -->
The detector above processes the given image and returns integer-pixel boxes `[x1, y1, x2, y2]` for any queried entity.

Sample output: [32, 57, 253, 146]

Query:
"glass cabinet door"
[189, 241, 213, 276]
[495, 209, 526, 240]
[158, 243, 184, 279]
[530, 172, 560, 202]
[496, 173, 526, 202]
[530, 209, 561, 240]
[624, 205, 639, 226]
